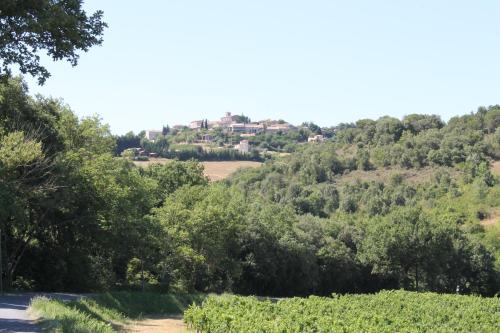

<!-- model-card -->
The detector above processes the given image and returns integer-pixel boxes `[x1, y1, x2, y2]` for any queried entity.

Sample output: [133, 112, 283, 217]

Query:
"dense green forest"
[1, 77, 500, 296]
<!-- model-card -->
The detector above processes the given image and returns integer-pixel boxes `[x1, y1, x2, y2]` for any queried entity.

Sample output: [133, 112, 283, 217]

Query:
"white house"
[229, 123, 264, 134]
[189, 120, 203, 129]
[146, 130, 162, 141]
[266, 124, 293, 133]
[235, 140, 250, 153]
[308, 134, 324, 143]
[220, 112, 235, 127]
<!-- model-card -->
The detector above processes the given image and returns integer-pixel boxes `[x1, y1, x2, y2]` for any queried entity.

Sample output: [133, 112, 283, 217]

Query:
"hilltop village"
[119, 112, 331, 161]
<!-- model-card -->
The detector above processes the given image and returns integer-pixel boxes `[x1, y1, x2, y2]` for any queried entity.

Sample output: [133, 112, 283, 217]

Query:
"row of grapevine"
[184, 290, 500, 332]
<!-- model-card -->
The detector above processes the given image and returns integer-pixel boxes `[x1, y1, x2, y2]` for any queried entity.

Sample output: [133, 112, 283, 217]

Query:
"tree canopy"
[1, 77, 500, 296]
[0, 0, 106, 84]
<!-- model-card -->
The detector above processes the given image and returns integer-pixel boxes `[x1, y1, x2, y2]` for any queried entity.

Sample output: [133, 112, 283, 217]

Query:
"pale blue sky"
[23, 1, 500, 134]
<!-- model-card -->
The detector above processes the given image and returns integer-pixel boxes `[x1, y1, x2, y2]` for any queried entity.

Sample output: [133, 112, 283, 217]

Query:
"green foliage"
[0, 77, 64, 152]
[185, 291, 500, 333]
[402, 114, 444, 134]
[153, 184, 245, 292]
[91, 292, 206, 317]
[0, 78, 215, 292]
[2, 75, 500, 297]
[233, 114, 251, 123]
[332, 107, 500, 169]
[302, 122, 322, 134]
[0, 1, 107, 84]
[144, 160, 208, 205]
[216, 105, 500, 296]
[125, 257, 159, 288]
[167, 146, 260, 161]
[57, 109, 116, 155]
[0, 131, 43, 169]
[249, 131, 307, 152]
[359, 208, 497, 294]
[141, 135, 169, 156]
[115, 131, 141, 155]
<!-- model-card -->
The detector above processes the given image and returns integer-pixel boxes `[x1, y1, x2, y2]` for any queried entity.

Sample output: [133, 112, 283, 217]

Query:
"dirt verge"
[123, 315, 188, 333]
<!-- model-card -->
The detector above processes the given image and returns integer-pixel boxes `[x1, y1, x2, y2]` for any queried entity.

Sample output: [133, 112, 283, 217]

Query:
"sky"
[22, 1, 500, 135]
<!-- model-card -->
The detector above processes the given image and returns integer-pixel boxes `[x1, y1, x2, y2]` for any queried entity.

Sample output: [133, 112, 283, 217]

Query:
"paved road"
[0, 293, 80, 333]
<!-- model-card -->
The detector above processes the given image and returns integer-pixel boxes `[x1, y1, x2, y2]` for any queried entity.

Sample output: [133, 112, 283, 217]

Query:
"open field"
[202, 161, 262, 180]
[133, 158, 262, 180]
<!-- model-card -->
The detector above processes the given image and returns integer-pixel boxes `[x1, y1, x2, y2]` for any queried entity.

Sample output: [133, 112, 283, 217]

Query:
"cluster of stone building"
[144, 112, 324, 154]
[189, 112, 294, 135]
[186, 112, 297, 153]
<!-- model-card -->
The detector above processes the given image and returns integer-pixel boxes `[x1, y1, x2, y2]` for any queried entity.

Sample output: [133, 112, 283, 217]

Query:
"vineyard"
[184, 291, 500, 332]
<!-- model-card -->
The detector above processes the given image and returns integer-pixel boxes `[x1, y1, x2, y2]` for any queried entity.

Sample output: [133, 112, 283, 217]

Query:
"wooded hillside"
[1, 77, 500, 296]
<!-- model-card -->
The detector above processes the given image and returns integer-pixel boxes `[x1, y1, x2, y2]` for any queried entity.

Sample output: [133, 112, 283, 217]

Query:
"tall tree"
[162, 125, 170, 136]
[0, 0, 107, 84]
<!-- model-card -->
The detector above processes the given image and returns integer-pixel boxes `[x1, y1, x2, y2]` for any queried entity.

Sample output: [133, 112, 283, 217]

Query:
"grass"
[29, 292, 206, 333]
[91, 292, 206, 317]
[30, 297, 120, 333]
